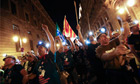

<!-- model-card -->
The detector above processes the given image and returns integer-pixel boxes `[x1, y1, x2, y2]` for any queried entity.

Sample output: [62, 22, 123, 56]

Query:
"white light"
[85, 40, 90, 45]
[100, 28, 106, 33]
[89, 31, 93, 36]
[133, 20, 139, 24]
[118, 8, 125, 14]
[45, 43, 50, 48]
[116, 6, 119, 10]
[120, 27, 124, 32]
[13, 36, 18, 42]
[56, 44, 60, 47]
[2, 53, 7, 57]
[94, 38, 97, 41]
[62, 42, 66, 45]
[39, 41, 42, 44]
[22, 38, 27, 43]
[127, 0, 135, 7]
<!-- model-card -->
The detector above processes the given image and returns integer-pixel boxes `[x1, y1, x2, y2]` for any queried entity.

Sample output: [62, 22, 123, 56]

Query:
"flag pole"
[74, 1, 78, 25]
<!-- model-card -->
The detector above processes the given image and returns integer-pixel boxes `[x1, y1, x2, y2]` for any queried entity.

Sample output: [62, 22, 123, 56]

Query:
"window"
[32, 5, 35, 11]
[11, 1, 17, 15]
[13, 24, 20, 52]
[34, 20, 37, 26]
[30, 40, 34, 50]
[100, 18, 104, 26]
[1, 0, 9, 10]
[108, 22, 114, 31]
[37, 34, 40, 39]
[25, 13, 29, 21]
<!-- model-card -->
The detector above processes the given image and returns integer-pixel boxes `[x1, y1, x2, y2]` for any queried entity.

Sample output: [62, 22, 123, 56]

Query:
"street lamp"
[13, 36, 19, 42]
[118, 8, 125, 14]
[127, 0, 135, 7]
[22, 38, 27, 43]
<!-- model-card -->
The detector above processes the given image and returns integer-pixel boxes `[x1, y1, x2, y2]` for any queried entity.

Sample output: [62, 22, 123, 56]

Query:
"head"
[26, 52, 36, 62]
[130, 25, 139, 33]
[36, 41, 48, 56]
[64, 45, 70, 51]
[112, 32, 120, 38]
[74, 39, 79, 44]
[87, 35, 94, 42]
[97, 33, 109, 45]
[75, 44, 80, 51]
[3, 56, 16, 67]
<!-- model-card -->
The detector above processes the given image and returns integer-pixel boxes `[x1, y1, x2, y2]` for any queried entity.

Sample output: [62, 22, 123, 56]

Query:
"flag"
[63, 16, 77, 39]
[56, 23, 66, 42]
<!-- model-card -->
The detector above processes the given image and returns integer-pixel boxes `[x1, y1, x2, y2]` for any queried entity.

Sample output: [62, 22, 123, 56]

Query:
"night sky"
[39, 0, 80, 34]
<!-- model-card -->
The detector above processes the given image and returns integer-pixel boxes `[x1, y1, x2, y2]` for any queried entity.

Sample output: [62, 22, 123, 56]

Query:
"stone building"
[0, 0, 56, 66]
[80, 0, 140, 38]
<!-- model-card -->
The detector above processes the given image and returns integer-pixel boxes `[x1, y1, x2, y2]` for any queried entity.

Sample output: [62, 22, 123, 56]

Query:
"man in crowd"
[28, 24, 61, 84]
[127, 24, 140, 62]
[3, 55, 28, 84]
[95, 17, 138, 84]
[76, 24, 105, 84]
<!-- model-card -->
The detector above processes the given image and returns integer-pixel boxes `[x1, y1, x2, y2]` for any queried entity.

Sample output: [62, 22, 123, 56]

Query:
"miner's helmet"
[3, 55, 16, 61]
[36, 40, 50, 48]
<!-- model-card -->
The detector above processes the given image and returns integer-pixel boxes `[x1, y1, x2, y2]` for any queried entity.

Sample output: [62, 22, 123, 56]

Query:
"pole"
[74, 1, 78, 25]
[87, 13, 91, 30]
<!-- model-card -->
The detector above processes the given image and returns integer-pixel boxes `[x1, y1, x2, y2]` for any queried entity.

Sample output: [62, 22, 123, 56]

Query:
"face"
[131, 26, 139, 32]
[99, 34, 109, 45]
[27, 56, 34, 62]
[64, 45, 69, 51]
[75, 45, 79, 51]
[37, 46, 46, 56]
[4, 58, 15, 66]
[89, 36, 94, 41]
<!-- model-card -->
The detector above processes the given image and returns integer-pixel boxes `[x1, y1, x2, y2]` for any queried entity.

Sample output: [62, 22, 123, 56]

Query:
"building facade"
[0, 0, 56, 66]
[80, 0, 140, 38]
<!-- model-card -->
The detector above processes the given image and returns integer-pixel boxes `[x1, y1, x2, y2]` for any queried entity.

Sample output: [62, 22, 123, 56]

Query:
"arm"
[20, 69, 28, 84]
[67, 37, 75, 52]
[76, 24, 86, 47]
[28, 73, 36, 80]
[42, 24, 55, 54]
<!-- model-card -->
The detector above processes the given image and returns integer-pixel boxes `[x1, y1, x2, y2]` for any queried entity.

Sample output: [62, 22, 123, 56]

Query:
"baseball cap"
[3, 55, 16, 61]
[36, 40, 47, 48]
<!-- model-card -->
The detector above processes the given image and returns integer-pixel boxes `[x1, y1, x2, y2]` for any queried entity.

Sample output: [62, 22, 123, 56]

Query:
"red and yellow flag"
[63, 16, 77, 38]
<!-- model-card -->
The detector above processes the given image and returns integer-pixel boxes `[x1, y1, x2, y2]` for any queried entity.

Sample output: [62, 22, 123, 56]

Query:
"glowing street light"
[45, 43, 50, 48]
[56, 43, 60, 47]
[62, 42, 66, 45]
[22, 38, 27, 43]
[127, 0, 135, 7]
[2, 53, 7, 57]
[133, 20, 139, 24]
[100, 27, 107, 33]
[118, 8, 125, 14]
[13, 36, 19, 42]
[88, 31, 93, 36]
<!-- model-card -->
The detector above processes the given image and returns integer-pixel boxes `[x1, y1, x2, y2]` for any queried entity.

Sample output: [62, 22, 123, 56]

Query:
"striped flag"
[63, 16, 77, 39]
[56, 23, 66, 42]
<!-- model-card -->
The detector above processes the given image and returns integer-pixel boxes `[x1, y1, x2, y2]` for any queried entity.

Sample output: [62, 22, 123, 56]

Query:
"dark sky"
[39, 0, 80, 34]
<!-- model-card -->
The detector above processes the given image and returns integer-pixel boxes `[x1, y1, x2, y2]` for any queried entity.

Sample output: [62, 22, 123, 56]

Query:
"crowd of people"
[0, 16, 140, 84]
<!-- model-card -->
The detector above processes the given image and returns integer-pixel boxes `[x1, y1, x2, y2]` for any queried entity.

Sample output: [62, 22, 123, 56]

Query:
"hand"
[115, 44, 129, 56]
[55, 36, 60, 40]
[76, 24, 81, 31]
[42, 24, 49, 31]
[66, 37, 71, 41]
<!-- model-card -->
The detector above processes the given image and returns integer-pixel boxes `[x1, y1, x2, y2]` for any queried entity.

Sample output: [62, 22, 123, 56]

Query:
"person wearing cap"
[95, 15, 138, 84]
[3, 55, 28, 84]
[127, 23, 140, 62]
[28, 24, 61, 84]
[76, 24, 105, 84]
[26, 52, 39, 84]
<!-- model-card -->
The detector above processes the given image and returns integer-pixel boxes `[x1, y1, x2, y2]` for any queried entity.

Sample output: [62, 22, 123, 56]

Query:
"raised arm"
[42, 24, 55, 54]
[76, 24, 86, 46]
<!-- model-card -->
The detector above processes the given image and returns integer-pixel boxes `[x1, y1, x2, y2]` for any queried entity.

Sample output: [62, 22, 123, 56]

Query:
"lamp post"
[13, 35, 27, 55]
